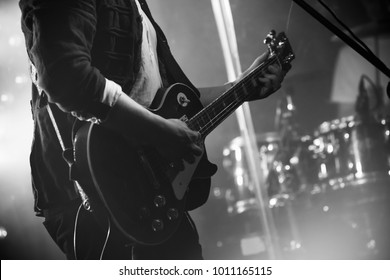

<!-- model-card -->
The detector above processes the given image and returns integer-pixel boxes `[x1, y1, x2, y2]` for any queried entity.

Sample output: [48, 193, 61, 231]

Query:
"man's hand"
[237, 51, 288, 101]
[198, 51, 290, 107]
[153, 118, 203, 167]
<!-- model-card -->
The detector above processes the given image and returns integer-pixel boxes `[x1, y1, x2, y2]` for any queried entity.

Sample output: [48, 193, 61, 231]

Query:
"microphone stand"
[291, 0, 390, 98]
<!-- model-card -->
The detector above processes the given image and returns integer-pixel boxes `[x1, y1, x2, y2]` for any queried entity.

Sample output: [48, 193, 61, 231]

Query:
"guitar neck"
[187, 56, 278, 138]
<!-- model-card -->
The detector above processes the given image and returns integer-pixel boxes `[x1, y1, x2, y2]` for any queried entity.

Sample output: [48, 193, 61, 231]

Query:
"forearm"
[197, 54, 269, 107]
[101, 92, 203, 163]
[198, 83, 232, 107]
[101, 93, 169, 146]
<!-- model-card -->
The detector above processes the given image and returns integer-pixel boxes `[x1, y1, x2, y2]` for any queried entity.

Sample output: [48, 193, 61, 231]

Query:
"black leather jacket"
[19, 0, 207, 215]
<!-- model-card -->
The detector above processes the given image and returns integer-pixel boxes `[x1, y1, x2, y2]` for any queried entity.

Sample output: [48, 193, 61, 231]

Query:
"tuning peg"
[264, 30, 278, 56]
[263, 30, 276, 45]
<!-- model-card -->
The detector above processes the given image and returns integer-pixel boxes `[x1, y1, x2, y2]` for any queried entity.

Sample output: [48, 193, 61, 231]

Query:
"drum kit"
[222, 92, 390, 259]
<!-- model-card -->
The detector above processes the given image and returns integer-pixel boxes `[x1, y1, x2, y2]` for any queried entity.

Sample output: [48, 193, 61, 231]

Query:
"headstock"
[264, 30, 295, 71]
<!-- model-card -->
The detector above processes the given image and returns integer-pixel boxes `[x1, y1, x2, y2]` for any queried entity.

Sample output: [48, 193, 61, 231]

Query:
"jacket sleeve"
[28, 0, 106, 113]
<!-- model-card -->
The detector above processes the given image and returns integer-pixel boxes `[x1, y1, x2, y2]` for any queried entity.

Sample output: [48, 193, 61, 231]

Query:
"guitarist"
[19, 0, 287, 260]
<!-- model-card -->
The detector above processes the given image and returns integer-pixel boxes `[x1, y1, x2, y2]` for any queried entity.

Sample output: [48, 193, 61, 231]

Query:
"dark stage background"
[0, 0, 389, 259]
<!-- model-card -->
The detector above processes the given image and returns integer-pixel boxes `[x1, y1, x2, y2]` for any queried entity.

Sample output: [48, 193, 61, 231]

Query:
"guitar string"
[195, 51, 287, 137]
[190, 57, 279, 137]
[195, 56, 278, 129]
[198, 83, 247, 136]
[198, 59, 283, 137]
[195, 74, 268, 136]
[192, 58, 276, 134]
[199, 83, 258, 137]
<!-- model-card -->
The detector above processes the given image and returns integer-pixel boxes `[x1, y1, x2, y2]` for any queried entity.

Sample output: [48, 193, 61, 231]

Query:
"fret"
[242, 84, 249, 96]
[234, 89, 240, 101]
[211, 107, 216, 118]
[203, 114, 211, 124]
[245, 77, 257, 96]
[188, 120, 196, 131]
[198, 115, 207, 128]
[251, 77, 258, 87]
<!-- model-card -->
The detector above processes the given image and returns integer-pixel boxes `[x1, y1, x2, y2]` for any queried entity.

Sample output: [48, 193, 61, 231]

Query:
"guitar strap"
[29, 59, 91, 211]
[47, 104, 93, 212]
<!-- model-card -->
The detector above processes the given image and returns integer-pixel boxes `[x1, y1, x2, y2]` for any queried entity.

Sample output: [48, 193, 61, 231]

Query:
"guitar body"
[73, 83, 217, 245]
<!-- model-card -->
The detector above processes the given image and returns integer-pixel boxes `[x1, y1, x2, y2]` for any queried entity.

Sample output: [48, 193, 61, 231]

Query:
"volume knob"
[167, 208, 179, 221]
[151, 219, 164, 232]
[154, 195, 166, 208]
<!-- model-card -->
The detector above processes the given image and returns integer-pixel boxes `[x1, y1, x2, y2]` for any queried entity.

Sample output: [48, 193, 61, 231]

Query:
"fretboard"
[187, 56, 278, 138]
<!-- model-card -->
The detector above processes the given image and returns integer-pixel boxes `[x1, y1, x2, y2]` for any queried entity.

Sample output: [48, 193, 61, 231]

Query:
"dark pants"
[42, 200, 203, 260]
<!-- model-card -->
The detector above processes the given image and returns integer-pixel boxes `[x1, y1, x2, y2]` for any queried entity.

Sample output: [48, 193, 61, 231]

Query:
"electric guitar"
[73, 31, 295, 245]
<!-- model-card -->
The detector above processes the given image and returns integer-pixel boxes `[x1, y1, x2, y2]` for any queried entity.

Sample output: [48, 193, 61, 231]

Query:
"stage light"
[15, 75, 29, 85]
[8, 35, 22, 47]
[0, 93, 14, 104]
[0, 227, 8, 239]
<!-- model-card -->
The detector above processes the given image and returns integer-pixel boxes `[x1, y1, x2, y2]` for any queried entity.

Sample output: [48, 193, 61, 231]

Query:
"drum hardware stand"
[274, 90, 304, 255]
[276, 89, 300, 148]
[211, 0, 279, 259]
[355, 75, 384, 122]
